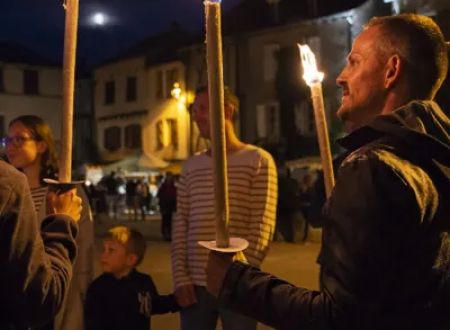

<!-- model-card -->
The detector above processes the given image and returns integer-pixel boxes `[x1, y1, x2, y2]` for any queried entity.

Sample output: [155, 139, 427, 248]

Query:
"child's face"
[100, 239, 135, 277]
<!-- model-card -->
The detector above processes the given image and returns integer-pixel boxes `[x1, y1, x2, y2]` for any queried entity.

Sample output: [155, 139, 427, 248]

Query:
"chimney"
[266, 0, 281, 24]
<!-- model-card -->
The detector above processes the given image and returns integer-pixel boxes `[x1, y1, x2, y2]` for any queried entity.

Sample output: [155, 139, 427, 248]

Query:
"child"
[85, 226, 179, 330]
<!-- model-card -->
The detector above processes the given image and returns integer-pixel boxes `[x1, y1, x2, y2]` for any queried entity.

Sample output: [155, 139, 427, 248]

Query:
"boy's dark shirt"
[85, 269, 179, 330]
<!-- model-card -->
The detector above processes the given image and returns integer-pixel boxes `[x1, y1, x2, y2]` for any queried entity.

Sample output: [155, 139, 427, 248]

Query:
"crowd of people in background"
[85, 170, 179, 240]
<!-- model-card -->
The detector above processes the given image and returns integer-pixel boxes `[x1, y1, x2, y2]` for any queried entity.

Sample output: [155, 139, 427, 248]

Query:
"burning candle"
[205, 0, 229, 248]
[60, 0, 79, 183]
[298, 44, 335, 198]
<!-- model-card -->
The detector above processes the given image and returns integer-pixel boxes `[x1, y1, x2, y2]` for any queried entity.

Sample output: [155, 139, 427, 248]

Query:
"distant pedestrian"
[157, 172, 177, 241]
[99, 171, 120, 219]
[85, 226, 180, 330]
[126, 179, 139, 221]
[137, 179, 151, 221]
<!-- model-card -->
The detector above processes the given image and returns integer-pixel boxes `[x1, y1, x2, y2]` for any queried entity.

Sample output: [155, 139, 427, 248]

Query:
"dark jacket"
[0, 161, 78, 329]
[85, 269, 179, 330]
[218, 101, 450, 330]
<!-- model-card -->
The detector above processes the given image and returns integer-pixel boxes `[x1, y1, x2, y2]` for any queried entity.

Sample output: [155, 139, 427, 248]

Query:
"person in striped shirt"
[171, 87, 277, 330]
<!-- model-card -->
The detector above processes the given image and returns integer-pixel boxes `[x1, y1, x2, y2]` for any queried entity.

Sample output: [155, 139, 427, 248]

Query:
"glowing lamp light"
[171, 82, 182, 99]
[298, 44, 324, 86]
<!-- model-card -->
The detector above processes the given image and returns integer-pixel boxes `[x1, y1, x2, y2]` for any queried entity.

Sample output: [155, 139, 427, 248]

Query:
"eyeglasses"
[1, 136, 36, 148]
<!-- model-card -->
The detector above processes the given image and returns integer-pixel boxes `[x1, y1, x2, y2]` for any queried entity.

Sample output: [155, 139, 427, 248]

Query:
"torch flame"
[298, 44, 324, 86]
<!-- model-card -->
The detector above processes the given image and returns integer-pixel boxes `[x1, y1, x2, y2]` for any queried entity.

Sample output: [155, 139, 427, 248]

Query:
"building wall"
[94, 57, 148, 121]
[237, 18, 351, 144]
[74, 77, 94, 165]
[94, 57, 189, 163]
[0, 63, 62, 141]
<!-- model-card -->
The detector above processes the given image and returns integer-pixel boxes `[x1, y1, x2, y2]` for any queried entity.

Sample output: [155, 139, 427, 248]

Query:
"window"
[256, 102, 280, 140]
[167, 118, 178, 149]
[156, 70, 163, 99]
[104, 126, 121, 151]
[0, 68, 4, 92]
[105, 81, 115, 104]
[166, 68, 179, 99]
[126, 76, 137, 102]
[156, 120, 164, 150]
[295, 102, 315, 135]
[0, 116, 4, 139]
[306, 36, 321, 60]
[23, 69, 39, 95]
[263, 44, 279, 82]
[124, 124, 141, 148]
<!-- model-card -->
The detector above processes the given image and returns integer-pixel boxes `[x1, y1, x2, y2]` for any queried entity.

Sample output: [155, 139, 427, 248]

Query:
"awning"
[103, 153, 168, 173]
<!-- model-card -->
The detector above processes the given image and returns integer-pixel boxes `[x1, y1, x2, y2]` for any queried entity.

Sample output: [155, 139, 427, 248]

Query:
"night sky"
[0, 0, 242, 66]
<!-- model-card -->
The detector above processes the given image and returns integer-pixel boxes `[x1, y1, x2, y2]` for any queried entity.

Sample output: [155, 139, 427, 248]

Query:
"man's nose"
[336, 67, 348, 86]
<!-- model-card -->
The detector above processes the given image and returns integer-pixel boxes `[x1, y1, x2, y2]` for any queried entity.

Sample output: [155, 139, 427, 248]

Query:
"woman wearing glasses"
[5, 115, 94, 330]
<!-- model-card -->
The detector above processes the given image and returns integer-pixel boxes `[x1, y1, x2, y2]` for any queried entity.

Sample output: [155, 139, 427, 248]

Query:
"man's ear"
[384, 54, 402, 89]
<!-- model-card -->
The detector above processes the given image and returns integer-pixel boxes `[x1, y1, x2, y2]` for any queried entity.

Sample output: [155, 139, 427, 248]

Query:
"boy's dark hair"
[366, 14, 448, 100]
[106, 226, 146, 266]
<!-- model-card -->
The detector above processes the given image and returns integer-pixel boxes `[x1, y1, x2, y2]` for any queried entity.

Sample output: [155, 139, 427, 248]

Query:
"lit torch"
[299, 44, 335, 197]
[199, 0, 248, 253]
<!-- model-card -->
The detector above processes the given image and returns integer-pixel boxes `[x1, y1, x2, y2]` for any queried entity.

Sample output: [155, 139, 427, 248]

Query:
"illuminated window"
[124, 124, 141, 148]
[105, 81, 115, 104]
[167, 118, 178, 149]
[104, 126, 121, 151]
[256, 102, 280, 140]
[23, 69, 39, 95]
[126, 76, 137, 102]
[156, 120, 164, 150]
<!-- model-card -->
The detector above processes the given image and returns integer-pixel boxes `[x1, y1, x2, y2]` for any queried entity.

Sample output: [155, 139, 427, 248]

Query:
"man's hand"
[46, 188, 82, 222]
[206, 251, 234, 297]
[174, 284, 197, 308]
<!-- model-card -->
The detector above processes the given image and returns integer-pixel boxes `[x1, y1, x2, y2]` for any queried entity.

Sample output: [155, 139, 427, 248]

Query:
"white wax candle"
[205, 0, 229, 248]
[59, 0, 79, 183]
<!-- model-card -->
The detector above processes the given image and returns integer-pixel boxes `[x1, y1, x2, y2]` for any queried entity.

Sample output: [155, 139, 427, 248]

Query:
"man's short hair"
[106, 226, 146, 266]
[366, 14, 448, 100]
[195, 86, 240, 115]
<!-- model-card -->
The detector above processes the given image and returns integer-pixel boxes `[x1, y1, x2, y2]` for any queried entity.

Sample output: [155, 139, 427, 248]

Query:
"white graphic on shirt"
[138, 291, 151, 317]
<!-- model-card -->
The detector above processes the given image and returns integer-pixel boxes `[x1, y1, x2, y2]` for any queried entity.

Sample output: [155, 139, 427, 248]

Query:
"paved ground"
[93, 214, 321, 330]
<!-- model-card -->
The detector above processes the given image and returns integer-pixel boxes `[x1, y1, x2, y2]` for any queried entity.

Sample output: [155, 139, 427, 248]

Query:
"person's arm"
[0, 167, 79, 327]
[244, 152, 278, 266]
[170, 170, 196, 306]
[148, 277, 180, 314]
[212, 152, 430, 329]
